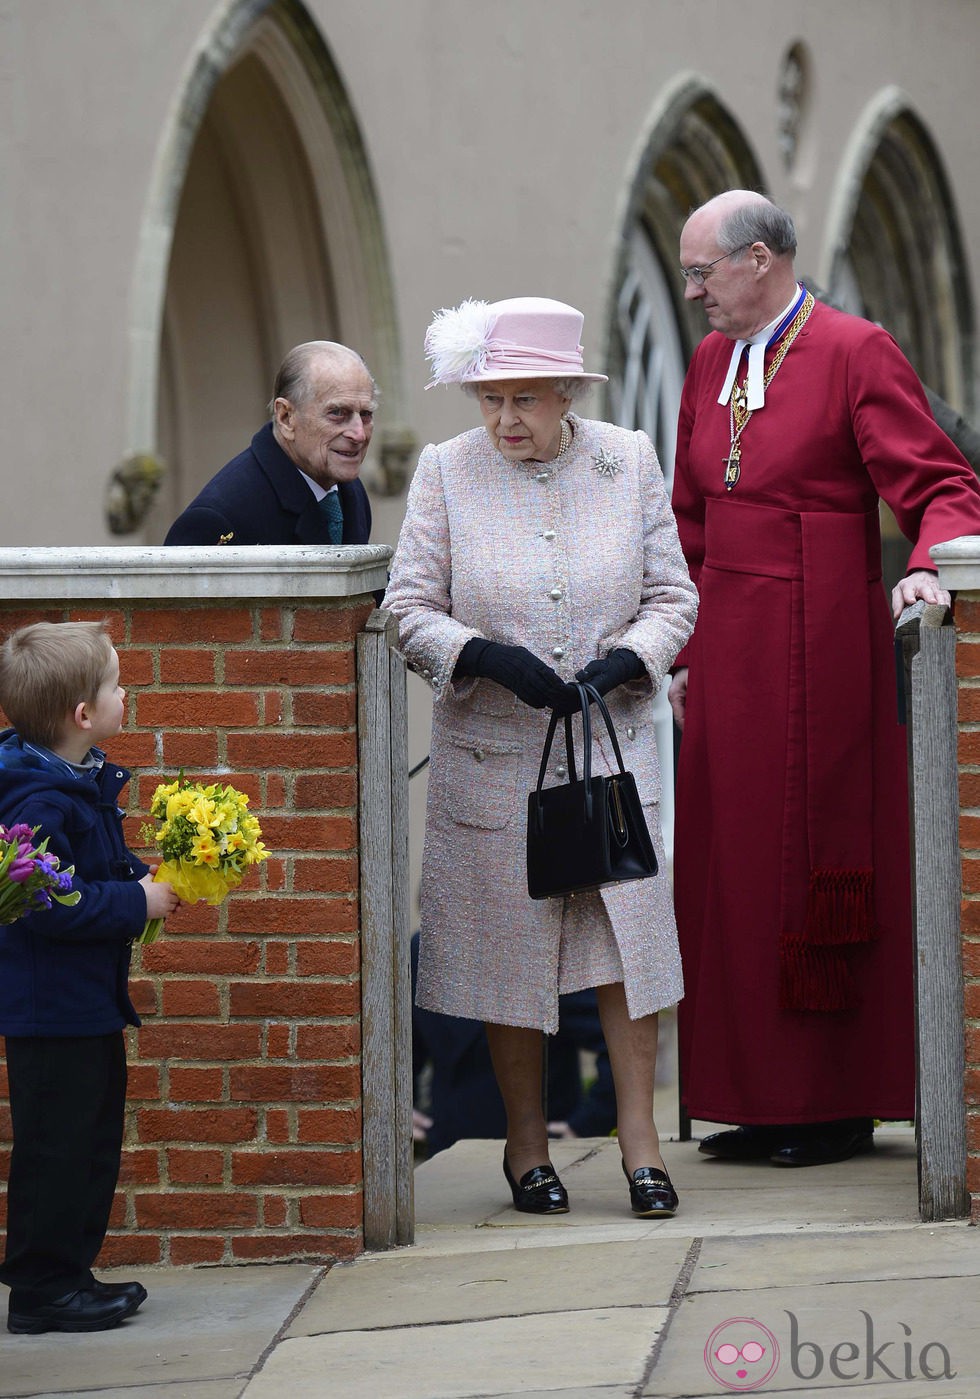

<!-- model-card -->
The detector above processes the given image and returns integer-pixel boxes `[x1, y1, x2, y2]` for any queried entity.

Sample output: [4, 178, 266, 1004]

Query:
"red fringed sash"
[778, 511, 880, 1011]
[780, 868, 876, 1011]
[700, 500, 881, 1012]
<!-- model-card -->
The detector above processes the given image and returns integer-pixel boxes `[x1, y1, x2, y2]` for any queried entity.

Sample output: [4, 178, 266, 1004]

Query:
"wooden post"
[897, 600, 970, 1220]
[357, 609, 413, 1248]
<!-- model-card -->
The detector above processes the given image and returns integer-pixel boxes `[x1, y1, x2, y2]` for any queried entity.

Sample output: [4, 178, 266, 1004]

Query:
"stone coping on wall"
[931, 535, 980, 592]
[0, 545, 392, 600]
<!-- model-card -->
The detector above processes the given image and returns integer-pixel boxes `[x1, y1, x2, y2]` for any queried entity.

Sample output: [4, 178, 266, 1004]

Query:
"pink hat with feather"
[423, 296, 607, 387]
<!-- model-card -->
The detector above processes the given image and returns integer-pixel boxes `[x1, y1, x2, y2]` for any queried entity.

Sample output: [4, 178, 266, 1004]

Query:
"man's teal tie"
[318, 490, 344, 544]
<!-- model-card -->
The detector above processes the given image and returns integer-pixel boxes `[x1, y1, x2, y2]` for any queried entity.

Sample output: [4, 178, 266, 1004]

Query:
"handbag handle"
[581, 683, 630, 775]
[532, 681, 632, 830]
[535, 684, 591, 817]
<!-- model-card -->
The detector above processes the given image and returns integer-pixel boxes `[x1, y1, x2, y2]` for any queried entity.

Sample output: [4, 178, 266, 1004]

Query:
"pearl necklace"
[553, 416, 572, 462]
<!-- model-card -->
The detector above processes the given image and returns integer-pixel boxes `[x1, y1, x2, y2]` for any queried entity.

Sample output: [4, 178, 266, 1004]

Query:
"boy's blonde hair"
[0, 620, 115, 748]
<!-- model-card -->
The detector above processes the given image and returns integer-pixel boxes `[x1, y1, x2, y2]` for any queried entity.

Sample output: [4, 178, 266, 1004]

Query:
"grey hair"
[268, 341, 378, 415]
[717, 199, 797, 261]
[462, 377, 591, 403]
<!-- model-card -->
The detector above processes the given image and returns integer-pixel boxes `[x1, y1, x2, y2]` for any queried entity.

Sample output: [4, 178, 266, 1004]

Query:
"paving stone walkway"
[3, 1127, 977, 1398]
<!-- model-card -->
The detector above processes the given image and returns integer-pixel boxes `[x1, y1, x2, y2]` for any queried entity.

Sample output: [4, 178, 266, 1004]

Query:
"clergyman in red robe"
[669, 189, 980, 1167]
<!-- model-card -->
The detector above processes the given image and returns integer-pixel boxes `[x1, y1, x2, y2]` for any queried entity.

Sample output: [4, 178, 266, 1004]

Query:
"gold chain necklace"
[724, 290, 815, 491]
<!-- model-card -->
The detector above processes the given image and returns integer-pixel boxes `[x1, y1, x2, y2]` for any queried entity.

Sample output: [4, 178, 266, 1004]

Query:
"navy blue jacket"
[0, 732, 148, 1036]
[164, 422, 372, 546]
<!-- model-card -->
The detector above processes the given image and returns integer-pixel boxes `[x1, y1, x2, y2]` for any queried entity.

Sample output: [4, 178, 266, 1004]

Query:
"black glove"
[574, 648, 646, 698]
[455, 639, 576, 711]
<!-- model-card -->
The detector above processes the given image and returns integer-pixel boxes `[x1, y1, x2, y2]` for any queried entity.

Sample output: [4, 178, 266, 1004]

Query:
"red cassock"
[672, 298, 980, 1125]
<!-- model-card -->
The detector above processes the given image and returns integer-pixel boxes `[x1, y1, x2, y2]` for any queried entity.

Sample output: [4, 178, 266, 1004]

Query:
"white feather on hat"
[423, 299, 496, 387]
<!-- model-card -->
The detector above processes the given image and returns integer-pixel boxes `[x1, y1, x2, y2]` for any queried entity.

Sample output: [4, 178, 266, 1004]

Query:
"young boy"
[0, 620, 180, 1334]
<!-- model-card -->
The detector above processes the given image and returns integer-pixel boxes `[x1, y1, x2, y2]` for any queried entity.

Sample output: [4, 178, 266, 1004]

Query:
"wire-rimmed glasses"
[680, 244, 752, 286]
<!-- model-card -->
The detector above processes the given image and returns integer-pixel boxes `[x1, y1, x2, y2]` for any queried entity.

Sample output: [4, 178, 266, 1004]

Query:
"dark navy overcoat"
[164, 422, 372, 546]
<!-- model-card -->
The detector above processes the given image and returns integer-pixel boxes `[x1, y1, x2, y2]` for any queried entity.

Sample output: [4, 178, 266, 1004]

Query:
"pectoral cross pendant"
[723, 447, 740, 491]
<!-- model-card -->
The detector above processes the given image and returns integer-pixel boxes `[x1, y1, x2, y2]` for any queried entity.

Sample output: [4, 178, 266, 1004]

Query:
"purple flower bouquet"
[0, 822, 81, 925]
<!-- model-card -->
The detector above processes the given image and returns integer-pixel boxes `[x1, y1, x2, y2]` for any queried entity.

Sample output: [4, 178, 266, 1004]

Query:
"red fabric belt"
[703, 498, 882, 582]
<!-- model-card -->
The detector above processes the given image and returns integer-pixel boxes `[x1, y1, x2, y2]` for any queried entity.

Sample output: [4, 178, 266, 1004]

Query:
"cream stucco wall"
[2, 0, 978, 548]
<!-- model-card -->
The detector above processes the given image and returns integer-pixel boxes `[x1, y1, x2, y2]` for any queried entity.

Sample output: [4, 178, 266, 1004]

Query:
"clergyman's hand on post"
[891, 569, 951, 621]
[667, 667, 688, 731]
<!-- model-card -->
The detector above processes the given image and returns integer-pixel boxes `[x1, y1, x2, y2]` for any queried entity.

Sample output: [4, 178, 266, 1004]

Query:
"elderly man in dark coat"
[165, 341, 373, 546]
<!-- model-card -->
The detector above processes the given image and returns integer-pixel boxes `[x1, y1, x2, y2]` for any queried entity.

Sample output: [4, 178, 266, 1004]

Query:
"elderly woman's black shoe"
[503, 1155, 569, 1214]
[623, 1161, 678, 1218]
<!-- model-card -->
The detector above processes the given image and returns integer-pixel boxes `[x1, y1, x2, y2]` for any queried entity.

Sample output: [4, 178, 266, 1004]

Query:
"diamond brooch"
[591, 448, 623, 479]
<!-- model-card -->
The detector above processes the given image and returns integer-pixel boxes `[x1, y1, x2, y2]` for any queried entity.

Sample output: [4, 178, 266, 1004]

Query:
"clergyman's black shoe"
[91, 1278, 148, 1308]
[770, 1118, 875, 1167]
[698, 1125, 790, 1161]
[503, 1155, 569, 1214]
[623, 1162, 678, 1218]
[7, 1287, 141, 1334]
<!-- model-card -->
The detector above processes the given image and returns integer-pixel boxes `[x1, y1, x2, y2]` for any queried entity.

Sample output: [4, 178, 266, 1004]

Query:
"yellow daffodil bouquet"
[139, 775, 269, 943]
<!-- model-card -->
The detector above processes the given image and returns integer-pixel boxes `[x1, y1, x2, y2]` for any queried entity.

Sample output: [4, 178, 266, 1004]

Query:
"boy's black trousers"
[0, 1032, 127, 1306]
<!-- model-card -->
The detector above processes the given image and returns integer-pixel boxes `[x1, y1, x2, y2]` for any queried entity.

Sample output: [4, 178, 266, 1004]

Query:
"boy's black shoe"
[7, 1287, 141, 1334]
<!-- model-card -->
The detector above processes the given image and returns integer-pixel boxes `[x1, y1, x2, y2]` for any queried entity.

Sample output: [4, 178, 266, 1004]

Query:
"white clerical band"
[716, 284, 805, 411]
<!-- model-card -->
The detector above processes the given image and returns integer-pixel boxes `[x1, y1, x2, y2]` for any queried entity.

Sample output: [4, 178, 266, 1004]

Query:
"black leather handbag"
[526, 682, 658, 900]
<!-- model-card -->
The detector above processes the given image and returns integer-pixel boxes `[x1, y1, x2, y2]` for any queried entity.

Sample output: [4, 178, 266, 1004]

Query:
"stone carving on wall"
[777, 43, 808, 171]
[105, 453, 166, 535]
[374, 428, 417, 497]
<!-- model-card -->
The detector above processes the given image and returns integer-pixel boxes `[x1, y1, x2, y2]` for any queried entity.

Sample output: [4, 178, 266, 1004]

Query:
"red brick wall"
[955, 597, 980, 1224]
[0, 596, 375, 1265]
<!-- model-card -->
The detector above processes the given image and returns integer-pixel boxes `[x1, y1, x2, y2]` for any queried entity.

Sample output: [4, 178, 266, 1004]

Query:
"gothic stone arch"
[124, 0, 406, 540]
[824, 88, 975, 417]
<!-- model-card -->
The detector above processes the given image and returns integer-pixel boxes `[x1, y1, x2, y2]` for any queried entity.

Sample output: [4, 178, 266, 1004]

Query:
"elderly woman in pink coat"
[384, 297, 697, 1218]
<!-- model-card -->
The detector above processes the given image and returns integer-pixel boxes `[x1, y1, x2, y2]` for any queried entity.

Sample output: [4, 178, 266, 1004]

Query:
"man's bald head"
[270, 341, 378, 416]
[684, 191, 797, 262]
[679, 191, 799, 339]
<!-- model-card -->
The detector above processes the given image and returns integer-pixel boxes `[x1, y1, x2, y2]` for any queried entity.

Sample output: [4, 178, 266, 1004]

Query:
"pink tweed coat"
[383, 414, 698, 1032]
